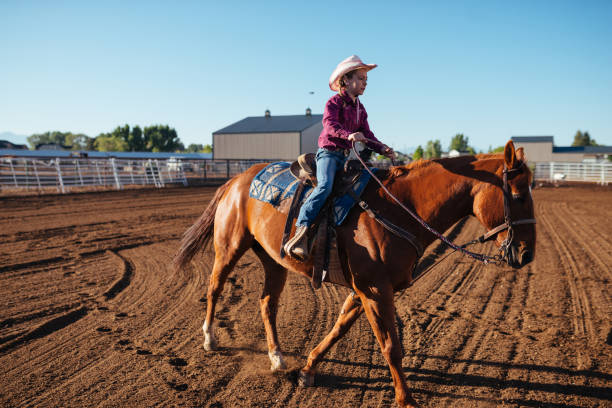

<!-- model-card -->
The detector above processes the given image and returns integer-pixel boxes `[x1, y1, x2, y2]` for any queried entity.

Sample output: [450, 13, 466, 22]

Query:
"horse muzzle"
[506, 244, 533, 268]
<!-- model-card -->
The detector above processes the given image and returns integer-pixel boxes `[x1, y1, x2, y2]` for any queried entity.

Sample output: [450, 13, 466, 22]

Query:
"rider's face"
[343, 69, 368, 98]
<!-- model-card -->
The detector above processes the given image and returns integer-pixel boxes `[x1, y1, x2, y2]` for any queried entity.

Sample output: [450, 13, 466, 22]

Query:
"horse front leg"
[299, 292, 364, 386]
[356, 282, 420, 408]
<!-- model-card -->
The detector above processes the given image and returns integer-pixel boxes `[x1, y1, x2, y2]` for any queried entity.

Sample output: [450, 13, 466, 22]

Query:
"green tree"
[412, 145, 423, 160]
[202, 144, 213, 153]
[186, 143, 204, 152]
[488, 145, 505, 153]
[28, 131, 68, 149]
[94, 135, 128, 152]
[425, 139, 442, 159]
[572, 130, 598, 146]
[65, 133, 93, 150]
[127, 125, 145, 151]
[27, 131, 93, 150]
[144, 125, 182, 152]
[449, 133, 468, 151]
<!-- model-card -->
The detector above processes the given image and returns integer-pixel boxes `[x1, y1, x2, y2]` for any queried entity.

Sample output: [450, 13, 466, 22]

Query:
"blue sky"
[1, 1, 610, 152]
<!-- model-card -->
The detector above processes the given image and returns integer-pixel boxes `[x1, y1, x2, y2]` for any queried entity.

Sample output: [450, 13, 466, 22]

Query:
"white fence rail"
[0, 157, 188, 193]
[534, 162, 611, 185]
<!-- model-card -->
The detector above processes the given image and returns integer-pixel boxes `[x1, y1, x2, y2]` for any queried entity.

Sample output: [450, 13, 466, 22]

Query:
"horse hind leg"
[252, 244, 288, 371]
[203, 233, 253, 351]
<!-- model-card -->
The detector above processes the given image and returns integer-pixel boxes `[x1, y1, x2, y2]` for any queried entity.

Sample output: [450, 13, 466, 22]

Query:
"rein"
[351, 141, 536, 266]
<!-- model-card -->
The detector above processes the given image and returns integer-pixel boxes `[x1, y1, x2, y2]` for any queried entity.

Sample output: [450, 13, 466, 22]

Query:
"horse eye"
[512, 193, 524, 202]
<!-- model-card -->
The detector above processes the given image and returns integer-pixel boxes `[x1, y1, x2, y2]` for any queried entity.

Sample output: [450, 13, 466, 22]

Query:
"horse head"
[473, 141, 536, 268]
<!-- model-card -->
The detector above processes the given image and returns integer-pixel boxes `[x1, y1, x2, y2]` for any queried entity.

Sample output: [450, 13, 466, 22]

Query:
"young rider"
[284, 55, 395, 260]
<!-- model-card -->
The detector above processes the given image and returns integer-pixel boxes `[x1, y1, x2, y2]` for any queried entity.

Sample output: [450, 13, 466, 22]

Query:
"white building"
[511, 136, 612, 163]
[213, 109, 323, 160]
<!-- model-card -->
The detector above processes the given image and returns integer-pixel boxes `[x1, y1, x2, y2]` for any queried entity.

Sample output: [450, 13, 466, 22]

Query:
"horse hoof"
[203, 337, 217, 351]
[268, 350, 287, 371]
[298, 370, 314, 387]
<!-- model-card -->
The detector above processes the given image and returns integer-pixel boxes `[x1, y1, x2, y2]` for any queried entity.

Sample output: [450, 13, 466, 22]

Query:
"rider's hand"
[383, 145, 396, 160]
[348, 132, 366, 142]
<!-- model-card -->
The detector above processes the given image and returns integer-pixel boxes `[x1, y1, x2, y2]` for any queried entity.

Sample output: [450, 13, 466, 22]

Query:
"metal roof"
[213, 114, 323, 134]
[511, 136, 554, 143]
[553, 146, 612, 154]
[0, 149, 212, 160]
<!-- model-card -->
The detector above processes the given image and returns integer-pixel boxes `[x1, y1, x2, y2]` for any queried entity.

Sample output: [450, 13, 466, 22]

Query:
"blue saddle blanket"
[248, 161, 373, 226]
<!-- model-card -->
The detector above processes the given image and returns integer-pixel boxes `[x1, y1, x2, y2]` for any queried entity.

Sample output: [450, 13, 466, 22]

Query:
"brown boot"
[284, 226, 309, 261]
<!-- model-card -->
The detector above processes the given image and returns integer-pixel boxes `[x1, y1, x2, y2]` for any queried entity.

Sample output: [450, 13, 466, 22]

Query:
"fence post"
[226, 160, 230, 179]
[601, 163, 605, 186]
[110, 158, 121, 190]
[549, 162, 554, 182]
[33, 160, 41, 190]
[75, 160, 84, 186]
[55, 158, 65, 193]
[155, 159, 164, 187]
[8, 159, 18, 187]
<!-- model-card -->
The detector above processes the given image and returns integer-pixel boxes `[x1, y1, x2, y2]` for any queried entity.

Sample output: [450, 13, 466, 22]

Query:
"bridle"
[351, 141, 536, 265]
[472, 163, 537, 262]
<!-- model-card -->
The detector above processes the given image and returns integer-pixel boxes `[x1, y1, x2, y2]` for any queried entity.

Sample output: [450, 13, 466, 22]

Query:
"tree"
[94, 134, 128, 151]
[144, 125, 182, 152]
[572, 130, 598, 146]
[202, 144, 213, 153]
[27, 131, 92, 150]
[127, 125, 145, 151]
[425, 139, 442, 159]
[488, 145, 505, 153]
[28, 131, 68, 149]
[186, 143, 204, 152]
[449, 133, 469, 151]
[65, 133, 93, 150]
[412, 145, 423, 160]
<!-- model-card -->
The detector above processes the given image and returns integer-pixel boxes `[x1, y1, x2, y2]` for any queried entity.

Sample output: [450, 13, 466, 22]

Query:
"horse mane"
[385, 155, 490, 181]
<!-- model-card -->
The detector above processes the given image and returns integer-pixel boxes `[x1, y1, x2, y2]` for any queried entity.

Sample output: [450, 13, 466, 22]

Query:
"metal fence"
[534, 162, 612, 185]
[0, 157, 284, 194]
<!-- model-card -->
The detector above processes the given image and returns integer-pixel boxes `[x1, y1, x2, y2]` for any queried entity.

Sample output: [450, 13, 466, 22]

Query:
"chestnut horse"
[174, 141, 536, 408]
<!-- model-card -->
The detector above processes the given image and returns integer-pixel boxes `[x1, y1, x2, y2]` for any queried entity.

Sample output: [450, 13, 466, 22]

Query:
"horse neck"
[390, 159, 486, 246]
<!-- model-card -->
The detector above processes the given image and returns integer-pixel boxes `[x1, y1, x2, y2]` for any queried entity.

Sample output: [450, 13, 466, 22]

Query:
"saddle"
[282, 153, 365, 290]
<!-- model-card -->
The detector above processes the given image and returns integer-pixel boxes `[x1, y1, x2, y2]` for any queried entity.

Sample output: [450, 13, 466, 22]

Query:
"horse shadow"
[315, 354, 612, 408]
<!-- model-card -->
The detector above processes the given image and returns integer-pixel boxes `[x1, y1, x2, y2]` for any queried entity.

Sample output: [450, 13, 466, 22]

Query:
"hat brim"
[329, 63, 377, 92]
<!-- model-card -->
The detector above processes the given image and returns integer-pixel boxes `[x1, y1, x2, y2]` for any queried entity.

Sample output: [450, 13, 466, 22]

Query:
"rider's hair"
[339, 69, 359, 89]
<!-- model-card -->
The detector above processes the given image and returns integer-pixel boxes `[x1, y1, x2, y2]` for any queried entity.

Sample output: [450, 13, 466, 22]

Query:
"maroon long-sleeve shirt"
[318, 91, 385, 154]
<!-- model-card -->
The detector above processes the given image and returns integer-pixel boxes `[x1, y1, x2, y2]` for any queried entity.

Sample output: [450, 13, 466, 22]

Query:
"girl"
[284, 55, 395, 260]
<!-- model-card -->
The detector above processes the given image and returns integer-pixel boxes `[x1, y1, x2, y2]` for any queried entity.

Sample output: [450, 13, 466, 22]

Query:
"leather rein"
[350, 141, 536, 265]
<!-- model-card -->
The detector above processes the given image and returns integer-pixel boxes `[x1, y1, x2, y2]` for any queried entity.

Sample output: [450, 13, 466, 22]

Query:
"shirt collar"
[339, 90, 358, 106]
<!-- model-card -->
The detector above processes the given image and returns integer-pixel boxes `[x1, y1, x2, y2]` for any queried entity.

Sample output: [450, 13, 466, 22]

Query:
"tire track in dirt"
[19, 243, 203, 407]
[538, 201, 596, 343]
[552, 201, 612, 281]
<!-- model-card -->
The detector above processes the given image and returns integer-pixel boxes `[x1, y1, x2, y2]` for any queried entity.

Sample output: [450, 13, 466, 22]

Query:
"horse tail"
[173, 180, 232, 272]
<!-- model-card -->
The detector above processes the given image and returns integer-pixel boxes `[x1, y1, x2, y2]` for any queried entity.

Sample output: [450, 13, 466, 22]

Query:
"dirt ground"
[1, 185, 610, 408]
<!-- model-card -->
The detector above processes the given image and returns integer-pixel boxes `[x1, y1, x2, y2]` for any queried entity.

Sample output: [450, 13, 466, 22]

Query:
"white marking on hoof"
[268, 350, 286, 371]
[298, 370, 314, 387]
[203, 321, 217, 351]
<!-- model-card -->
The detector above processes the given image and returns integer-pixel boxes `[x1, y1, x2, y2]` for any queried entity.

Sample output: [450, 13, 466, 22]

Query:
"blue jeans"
[296, 148, 347, 227]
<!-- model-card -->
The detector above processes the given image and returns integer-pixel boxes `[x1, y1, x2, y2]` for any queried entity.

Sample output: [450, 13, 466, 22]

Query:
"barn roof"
[553, 145, 612, 153]
[511, 136, 554, 143]
[213, 114, 323, 135]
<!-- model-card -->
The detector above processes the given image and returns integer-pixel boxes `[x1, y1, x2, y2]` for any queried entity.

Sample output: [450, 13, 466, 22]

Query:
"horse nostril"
[521, 250, 532, 265]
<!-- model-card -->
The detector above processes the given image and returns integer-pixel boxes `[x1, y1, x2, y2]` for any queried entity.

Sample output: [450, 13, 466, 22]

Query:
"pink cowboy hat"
[329, 55, 377, 92]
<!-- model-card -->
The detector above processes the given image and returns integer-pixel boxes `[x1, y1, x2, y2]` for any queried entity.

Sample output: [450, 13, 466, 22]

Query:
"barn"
[511, 136, 612, 163]
[212, 109, 323, 160]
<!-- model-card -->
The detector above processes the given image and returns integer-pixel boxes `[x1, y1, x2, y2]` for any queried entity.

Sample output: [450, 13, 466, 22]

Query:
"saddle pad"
[248, 161, 373, 226]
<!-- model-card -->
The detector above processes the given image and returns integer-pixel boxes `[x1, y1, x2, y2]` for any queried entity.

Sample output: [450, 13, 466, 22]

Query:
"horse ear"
[504, 140, 517, 168]
[515, 147, 526, 162]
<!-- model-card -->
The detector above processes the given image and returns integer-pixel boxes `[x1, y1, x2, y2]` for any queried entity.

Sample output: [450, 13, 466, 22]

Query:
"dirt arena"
[1, 184, 610, 407]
